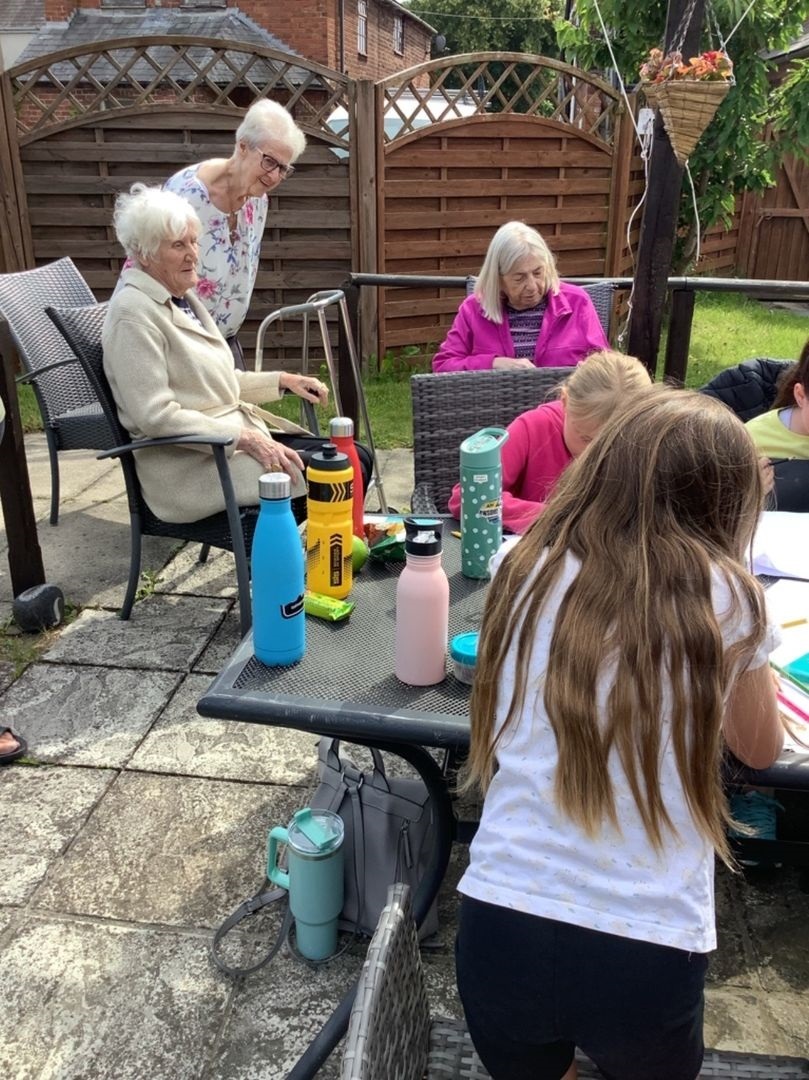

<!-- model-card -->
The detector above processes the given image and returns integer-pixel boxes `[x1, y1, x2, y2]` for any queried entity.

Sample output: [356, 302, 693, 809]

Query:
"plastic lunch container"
[450, 631, 479, 685]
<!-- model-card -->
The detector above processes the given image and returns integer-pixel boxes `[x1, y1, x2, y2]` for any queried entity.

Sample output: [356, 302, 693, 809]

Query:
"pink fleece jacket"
[448, 399, 572, 534]
[432, 283, 609, 372]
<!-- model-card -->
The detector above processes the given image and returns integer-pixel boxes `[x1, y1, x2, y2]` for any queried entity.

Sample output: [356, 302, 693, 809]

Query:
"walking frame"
[254, 289, 388, 513]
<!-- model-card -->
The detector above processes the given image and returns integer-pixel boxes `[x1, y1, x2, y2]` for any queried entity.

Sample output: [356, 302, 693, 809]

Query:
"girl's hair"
[467, 386, 767, 865]
[772, 337, 809, 410]
[236, 99, 307, 162]
[562, 350, 652, 425]
[475, 221, 560, 322]
[113, 182, 200, 261]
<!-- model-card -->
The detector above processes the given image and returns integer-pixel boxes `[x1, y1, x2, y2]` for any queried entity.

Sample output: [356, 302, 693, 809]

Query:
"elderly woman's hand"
[279, 372, 329, 406]
[237, 428, 304, 477]
[493, 356, 535, 371]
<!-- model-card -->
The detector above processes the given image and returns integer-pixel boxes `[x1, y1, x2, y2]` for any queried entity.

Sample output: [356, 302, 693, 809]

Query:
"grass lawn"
[14, 292, 808, 449]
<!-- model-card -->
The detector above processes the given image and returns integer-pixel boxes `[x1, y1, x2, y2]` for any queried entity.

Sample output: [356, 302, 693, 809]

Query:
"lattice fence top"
[378, 53, 622, 146]
[9, 37, 351, 145]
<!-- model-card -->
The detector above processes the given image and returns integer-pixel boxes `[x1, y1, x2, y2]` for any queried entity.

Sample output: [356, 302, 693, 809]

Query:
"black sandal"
[0, 727, 27, 764]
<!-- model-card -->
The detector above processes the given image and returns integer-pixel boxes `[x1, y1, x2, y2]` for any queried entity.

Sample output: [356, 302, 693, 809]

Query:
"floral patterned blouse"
[163, 164, 268, 339]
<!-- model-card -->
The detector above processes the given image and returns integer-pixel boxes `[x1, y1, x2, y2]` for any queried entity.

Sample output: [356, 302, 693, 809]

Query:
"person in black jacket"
[701, 352, 809, 512]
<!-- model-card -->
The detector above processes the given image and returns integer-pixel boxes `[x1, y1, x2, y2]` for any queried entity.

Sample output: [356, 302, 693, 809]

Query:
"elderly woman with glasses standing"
[432, 221, 609, 373]
[159, 99, 306, 369]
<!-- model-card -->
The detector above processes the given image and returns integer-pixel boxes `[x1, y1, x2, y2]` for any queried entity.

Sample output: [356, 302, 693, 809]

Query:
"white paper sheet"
[751, 512, 809, 580]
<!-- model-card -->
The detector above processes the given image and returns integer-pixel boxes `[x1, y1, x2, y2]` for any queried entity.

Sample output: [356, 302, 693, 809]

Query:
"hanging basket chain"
[668, 0, 701, 57]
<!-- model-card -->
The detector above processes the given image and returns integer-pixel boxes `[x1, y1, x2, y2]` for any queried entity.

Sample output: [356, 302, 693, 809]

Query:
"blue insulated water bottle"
[459, 427, 509, 579]
[251, 472, 306, 666]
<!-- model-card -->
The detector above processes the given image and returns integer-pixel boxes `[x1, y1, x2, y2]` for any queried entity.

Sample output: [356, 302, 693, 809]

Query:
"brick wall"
[41, 0, 432, 78]
[343, 0, 431, 79]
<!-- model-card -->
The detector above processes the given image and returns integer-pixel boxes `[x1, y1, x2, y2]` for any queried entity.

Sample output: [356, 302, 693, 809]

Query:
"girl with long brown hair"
[455, 387, 784, 1080]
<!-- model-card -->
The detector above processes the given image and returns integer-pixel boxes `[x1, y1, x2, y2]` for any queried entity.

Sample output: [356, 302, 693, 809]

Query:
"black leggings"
[456, 896, 707, 1080]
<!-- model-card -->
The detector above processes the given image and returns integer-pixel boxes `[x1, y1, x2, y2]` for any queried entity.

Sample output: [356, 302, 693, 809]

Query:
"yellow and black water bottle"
[306, 442, 354, 600]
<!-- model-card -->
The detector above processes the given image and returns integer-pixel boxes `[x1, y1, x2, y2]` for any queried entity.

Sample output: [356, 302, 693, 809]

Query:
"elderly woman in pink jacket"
[432, 222, 609, 373]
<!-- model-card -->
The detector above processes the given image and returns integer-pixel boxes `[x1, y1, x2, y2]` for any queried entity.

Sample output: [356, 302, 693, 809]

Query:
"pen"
[782, 618, 809, 629]
[767, 458, 792, 467]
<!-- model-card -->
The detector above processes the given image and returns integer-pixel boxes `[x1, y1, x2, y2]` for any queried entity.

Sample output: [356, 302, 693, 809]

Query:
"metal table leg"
[286, 739, 455, 1080]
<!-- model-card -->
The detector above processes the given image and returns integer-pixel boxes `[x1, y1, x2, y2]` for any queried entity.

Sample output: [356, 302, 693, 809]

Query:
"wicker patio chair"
[343, 884, 809, 1080]
[410, 367, 571, 515]
[0, 257, 105, 525]
[465, 276, 616, 338]
[46, 302, 255, 635]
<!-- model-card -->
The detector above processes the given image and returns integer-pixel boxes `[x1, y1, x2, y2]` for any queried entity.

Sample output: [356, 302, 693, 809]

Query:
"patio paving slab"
[2, 662, 181, 767]
[214, 943, 365, 1080]
[35, 771, 304, 929]
[0, 916, 229, 1080]
[44, 595, 230, 671]
[193, 607, 242, 675]
[733, 869, 809, 993]
[156, 543, 238, 599]
[129, 673, 320, 785]
[704, 985, 807, 1057]
[0, 765, 115, 905]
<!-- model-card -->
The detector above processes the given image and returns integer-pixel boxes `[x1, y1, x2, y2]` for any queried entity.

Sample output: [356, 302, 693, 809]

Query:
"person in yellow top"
[746, 339, 809, 458]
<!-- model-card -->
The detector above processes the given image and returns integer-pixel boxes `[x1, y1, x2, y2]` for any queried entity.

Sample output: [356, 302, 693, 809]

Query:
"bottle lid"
[310, 442, 349, 471]
[403, 515, 443, 556]
[459, 427, 509, 470]
[287, 808, 344, 855]
[329, 416, 354, 438]
[259, 472, 291, 500]
[450, 631, 479, 667]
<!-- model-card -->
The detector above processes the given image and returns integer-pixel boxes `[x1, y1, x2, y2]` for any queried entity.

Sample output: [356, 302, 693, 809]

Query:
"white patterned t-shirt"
[163, 164, 268, 339]
[458, 547, 778, 953]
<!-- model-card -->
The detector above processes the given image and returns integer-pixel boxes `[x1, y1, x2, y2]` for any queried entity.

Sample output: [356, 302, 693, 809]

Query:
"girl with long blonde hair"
[455, 387, 784, 1080]
[447, 350, 652, 532]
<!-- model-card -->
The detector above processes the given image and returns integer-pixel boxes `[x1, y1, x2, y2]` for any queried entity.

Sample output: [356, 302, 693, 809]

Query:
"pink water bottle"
[395, 517, 449, 686]
[329, 417, 364, 539]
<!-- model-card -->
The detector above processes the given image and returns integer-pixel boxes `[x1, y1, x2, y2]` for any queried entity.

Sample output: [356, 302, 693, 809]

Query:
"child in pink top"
[448, 351, 652, 533]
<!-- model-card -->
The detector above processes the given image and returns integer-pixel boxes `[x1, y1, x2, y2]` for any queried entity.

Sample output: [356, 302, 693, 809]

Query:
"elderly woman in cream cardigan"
[103, 182, 331, 524]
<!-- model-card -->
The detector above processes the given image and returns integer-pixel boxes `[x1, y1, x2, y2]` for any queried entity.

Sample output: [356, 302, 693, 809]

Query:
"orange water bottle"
[306, 442, 354, 599]
[329, 417, 365, 538]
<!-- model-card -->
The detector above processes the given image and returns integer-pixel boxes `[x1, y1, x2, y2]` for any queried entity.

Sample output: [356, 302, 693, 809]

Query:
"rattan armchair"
[0, 257, 105, 525]
[46, 302, 255, 635]
[410, 367, 572, 515]
[343, 884, 809, 1080]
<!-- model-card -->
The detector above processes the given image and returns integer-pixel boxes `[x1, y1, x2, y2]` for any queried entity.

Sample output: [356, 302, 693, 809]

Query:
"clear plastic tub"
[450, 631, 479, 685]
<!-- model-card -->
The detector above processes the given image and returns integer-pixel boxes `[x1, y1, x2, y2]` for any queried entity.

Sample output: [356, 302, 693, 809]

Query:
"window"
[357, 0, 368, 56]
[393, 14, 404, 55]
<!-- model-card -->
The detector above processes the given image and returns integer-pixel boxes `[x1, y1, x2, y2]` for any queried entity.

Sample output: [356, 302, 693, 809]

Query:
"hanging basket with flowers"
[639, 47, 733, 165]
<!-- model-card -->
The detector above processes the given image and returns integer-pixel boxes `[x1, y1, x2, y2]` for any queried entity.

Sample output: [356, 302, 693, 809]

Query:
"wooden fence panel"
[5, 38, 355, 366]
[738, 153, 809, 283]
[373, 54, 629, 361]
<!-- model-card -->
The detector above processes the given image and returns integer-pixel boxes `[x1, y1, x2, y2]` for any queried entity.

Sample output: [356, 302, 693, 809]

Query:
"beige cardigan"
[102, 268, 308, 523]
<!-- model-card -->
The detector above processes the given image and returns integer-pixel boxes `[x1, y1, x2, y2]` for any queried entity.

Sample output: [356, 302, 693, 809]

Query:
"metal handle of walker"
[254, 290, 387, 512]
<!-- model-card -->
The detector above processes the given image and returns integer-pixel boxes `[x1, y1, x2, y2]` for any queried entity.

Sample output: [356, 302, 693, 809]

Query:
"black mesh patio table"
[197, 536, 486, 749]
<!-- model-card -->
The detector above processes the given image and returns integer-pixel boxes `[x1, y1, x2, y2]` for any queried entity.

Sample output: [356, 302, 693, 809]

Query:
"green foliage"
[407, 0, 562, 56]
[12, 384, 44, 433]
[553, 0, 809, 267]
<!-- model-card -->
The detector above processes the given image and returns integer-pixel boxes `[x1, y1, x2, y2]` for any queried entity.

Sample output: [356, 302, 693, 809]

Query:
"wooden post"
[604, 95, 636, 278]
[353, 79, 378, 369]
[662, 287, 695, 385]
[0, 72, 30, 275]
[627, 0, 706, 376]
[0, 320, 45, 595]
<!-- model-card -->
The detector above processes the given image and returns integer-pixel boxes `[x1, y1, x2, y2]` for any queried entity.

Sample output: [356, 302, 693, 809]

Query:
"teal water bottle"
[459, 427, 509, 579]
[267, 808, 345, 961]
[251, 472, 305, 665]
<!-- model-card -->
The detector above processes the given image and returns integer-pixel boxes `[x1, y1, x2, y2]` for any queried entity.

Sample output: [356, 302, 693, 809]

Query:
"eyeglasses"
[256, 149, 295, 179]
